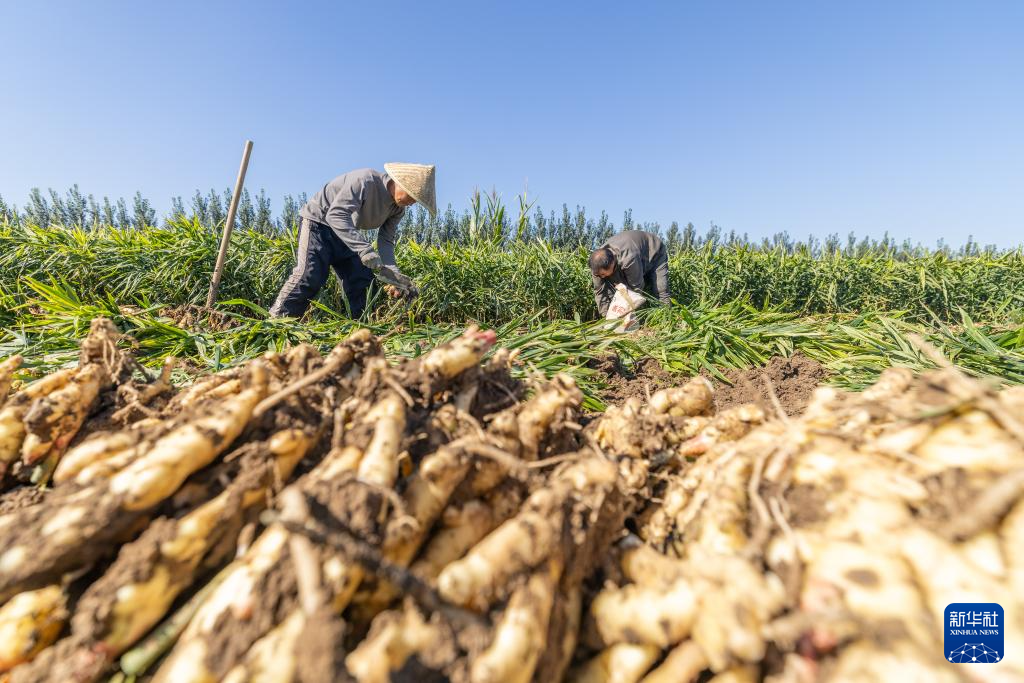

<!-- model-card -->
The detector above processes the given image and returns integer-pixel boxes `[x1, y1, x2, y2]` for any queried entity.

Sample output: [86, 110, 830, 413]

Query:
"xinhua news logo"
[945, 603, 1004, 664]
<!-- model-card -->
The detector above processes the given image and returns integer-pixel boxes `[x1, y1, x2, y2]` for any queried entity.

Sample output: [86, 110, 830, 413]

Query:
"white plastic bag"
[605, 283, 644, 331]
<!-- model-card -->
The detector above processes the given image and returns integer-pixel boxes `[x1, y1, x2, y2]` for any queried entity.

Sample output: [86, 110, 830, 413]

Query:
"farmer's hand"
[394, 271, 416, 292]
[361, 252, 383, 271]
[379, 266, 419, 301]
[378, 265, 411, 289]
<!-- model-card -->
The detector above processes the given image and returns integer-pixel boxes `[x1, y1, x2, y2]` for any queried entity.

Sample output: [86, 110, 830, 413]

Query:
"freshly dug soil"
[589, 353, 827, 417]
[0, 489, 146, 603]
[915, 468, 980, 528]
[0, 485, 46, 514]
[588, 356, 676, 406]
[711, 354, 828, 417]
[296, 609, 350, 683]
[206, 553, 299, 679]
[65, 517, 181, 658]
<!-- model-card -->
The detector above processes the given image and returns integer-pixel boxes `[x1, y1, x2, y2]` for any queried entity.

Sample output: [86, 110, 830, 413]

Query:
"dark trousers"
[269, 219, 374, 318]
[646, 245, 671, 304]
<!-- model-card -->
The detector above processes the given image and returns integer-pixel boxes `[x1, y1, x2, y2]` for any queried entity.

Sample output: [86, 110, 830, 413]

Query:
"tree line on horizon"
[0, 185, 1008, 259]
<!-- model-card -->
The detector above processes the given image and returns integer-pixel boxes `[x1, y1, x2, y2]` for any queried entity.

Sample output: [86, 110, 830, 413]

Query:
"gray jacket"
[300, 168, 405, 266]
[592, 230, 670, 314]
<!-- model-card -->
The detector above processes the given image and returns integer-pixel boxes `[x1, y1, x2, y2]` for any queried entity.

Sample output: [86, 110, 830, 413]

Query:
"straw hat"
[384, 162, 437, 217]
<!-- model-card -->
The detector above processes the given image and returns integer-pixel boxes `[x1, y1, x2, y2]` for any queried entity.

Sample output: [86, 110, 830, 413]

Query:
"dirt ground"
[586, 356, 677, 406]
[0, 485, 46, 514]
[711, 353, 829, 417]
[590, 353, 828, 417]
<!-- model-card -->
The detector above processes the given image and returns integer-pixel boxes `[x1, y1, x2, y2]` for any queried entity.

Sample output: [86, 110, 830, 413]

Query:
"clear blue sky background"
[1, 1, 1021, 246]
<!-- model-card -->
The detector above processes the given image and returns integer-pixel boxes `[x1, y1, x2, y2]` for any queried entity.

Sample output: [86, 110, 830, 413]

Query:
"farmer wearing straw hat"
[269, 163, 437, 318]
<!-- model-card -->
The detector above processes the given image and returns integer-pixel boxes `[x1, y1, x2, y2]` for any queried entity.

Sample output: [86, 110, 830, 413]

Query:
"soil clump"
[711, 353, 828, 417]
[0, 486, 46, 514]
[590, 353, 828, 417]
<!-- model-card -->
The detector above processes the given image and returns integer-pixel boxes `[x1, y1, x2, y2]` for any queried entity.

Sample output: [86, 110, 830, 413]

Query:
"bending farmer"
[589, 229, 671, 316]
[269, 163, 436, 318]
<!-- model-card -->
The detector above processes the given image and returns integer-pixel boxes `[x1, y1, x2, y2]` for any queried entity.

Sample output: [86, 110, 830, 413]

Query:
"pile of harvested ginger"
[0, 319, 1020, 682]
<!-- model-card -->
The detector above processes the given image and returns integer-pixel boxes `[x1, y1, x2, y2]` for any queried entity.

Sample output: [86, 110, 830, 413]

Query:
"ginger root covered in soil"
[2, 320, 1024, 683]
[1, 319, 135, 486]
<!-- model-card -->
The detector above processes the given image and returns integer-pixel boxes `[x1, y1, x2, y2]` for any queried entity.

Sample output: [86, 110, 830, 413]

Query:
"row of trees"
[0, 186, 305, 236]
[0, 186, 1006, 258]
[0, 187, 158, 232]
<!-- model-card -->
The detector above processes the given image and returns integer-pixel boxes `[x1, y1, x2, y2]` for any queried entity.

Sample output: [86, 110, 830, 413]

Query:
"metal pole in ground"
[206, 139, 254, 309]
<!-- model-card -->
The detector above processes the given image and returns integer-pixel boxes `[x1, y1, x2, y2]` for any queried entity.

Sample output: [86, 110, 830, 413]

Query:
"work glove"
[377, 265, 418, 298]
[361, 252, 383, 271]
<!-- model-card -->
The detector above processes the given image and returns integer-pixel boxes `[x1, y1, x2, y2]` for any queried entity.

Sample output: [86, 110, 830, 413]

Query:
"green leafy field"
[3, 219, 1023, 323]
[2, 220, 1023, 408]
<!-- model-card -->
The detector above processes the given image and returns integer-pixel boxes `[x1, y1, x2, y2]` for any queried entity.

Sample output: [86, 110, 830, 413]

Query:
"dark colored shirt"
[299, 168, 405, 265]
[592, 230, 669, 314]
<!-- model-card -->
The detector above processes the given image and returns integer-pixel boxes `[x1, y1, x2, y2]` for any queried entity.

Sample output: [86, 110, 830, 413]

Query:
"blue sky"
[1, 1, 1021, 246]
